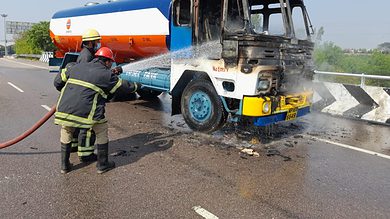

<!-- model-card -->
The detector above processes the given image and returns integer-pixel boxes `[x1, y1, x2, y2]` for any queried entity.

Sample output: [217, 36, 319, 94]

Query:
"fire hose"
[0, 105, 56, 149]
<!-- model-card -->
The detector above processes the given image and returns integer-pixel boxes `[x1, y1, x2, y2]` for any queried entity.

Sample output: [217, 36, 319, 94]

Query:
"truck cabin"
[172, 0, 313, 44]
[225, 0, 312, 40]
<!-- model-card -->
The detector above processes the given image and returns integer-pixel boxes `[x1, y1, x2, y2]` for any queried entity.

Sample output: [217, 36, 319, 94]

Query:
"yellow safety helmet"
[82, 29, 101, 42]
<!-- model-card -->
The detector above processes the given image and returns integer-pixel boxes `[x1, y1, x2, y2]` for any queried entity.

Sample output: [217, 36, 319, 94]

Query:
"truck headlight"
[262, 102, 271, 113]
[257, 79, 270, 91]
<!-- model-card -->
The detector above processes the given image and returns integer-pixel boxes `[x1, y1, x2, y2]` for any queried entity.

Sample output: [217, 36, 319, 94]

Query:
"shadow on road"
[108, 132, 175, 168]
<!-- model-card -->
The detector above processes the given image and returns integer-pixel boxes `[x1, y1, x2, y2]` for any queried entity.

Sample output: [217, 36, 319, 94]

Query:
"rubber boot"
[61, 143, 72, 174]
[96, 143, 115, 174]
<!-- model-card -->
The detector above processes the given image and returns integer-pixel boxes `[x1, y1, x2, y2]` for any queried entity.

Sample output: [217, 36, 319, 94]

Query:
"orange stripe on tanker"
[50, 30, 169, 63]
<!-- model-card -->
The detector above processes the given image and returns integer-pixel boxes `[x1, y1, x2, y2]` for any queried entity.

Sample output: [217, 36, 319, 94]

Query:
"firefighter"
[68, 28, 102, 162]
[77, 28, 122, 73]
[57, 62, 82, 155]
[77, 28, 101, 63]
[73, 28, 120, 162]
[54, 47, 140, 174]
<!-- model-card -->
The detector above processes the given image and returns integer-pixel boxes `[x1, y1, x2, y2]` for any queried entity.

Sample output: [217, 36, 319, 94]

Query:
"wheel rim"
[188, 91, 212, 122]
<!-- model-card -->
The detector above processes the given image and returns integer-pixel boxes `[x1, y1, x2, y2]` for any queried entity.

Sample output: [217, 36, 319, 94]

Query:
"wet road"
[0, 58, 389, 218]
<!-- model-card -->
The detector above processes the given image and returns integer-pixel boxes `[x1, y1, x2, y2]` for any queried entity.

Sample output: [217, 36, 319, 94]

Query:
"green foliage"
[15, 32, 40, 54]
[314, 42, 390, 87]
[314, 42, 344, 71]
[14, 21, 55, 55]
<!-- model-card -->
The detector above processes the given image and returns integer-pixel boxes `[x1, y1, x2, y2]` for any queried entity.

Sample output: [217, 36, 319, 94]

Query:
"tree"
[26, 21, 56, 52]
[14, 21, 55, 54]
[313, 41, 343, 71]
[15, 31, 40, 54]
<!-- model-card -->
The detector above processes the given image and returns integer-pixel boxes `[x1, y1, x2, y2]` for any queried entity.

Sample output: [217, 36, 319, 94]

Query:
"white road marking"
[1, 58, 49, 70]
[7, 82, 24, 93]
[41, 105, 52, 111]
[192, 206, 219, 219]
[309, 136, 390, 160]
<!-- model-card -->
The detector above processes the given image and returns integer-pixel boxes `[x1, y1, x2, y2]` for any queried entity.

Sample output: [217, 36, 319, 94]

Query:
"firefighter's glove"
[134, 82, 142, 91]
[112, 66, 123, 75]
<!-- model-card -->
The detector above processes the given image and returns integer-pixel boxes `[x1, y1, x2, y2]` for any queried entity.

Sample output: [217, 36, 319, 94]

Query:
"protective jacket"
[76, 47, 94, 63]
[54, 58, 137, 128]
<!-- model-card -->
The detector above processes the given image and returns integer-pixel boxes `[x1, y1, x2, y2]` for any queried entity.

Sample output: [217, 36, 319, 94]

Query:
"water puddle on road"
[303, 113, 390, 155]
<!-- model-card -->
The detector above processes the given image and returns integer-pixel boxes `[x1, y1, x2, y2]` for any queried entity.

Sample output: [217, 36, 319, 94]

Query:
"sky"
[0, 0, 389, 49]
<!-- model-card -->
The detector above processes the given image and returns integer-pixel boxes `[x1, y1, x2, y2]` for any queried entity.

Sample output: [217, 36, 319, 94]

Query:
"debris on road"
[250, 137, 260, 145]
[110, 150, 127, 157]
[239, 148, 260, 158]
[266, 148, 281, 156]
[266, 148, 292, 161]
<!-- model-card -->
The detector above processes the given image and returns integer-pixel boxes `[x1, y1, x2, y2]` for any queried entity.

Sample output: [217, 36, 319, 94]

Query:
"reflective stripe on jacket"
[54, 58, 136, 128]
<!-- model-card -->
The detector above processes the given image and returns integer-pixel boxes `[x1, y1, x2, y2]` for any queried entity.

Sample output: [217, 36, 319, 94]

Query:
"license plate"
[285, 107, 298, 121]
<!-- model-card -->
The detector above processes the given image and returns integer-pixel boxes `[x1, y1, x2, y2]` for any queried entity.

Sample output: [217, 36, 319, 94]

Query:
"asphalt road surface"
[0, 58, 389, 218]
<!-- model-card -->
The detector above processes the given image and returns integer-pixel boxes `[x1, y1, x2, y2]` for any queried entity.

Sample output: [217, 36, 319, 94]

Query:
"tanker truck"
[49, 0, 315, 133]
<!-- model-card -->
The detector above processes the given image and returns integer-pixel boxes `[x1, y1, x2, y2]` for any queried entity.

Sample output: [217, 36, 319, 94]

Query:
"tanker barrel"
[120, 67, 171, 92]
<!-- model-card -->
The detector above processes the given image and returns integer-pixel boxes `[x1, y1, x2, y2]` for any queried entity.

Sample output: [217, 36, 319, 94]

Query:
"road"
[0, 58, 389, 218]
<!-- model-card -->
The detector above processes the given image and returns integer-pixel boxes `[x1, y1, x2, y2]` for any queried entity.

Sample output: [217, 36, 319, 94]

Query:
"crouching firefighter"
[69, 28, 102, 161]
[56, 62, 98, 163]
[53, 47, 140, 174]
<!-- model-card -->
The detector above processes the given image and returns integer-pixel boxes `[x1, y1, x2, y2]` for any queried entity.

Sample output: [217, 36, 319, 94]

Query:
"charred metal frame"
[220, 0, 314, 95]
[172, 0, 315, 96]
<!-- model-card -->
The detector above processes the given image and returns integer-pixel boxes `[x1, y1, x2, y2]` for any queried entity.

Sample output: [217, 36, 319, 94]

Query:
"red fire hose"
[0, 105, 56, 149]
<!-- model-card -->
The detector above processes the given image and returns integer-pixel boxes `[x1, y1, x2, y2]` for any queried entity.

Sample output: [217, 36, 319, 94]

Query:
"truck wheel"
[181, 79, 226, 133]
[137, 88, 162, 99]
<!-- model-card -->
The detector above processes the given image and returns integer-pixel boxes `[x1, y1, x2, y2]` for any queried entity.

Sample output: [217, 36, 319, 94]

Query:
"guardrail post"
[360, 73, 365, 88]
[313, 72, 319, 82]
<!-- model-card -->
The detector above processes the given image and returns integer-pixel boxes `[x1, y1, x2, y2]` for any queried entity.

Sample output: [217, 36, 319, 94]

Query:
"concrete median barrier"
[313, 82, 390, 125]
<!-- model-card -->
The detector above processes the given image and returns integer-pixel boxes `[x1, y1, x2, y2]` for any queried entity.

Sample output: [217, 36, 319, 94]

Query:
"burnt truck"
[49, 0, 315, 132]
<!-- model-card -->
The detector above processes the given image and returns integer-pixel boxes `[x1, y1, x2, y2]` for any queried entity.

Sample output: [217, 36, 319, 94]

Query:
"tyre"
[137, 88, 162, 100]
[181, 79, 227, 133]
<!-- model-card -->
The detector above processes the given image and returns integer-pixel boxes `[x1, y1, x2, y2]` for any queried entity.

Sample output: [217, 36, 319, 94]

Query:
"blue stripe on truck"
[52, 0, 171, 19]
[253, 106, 311, 127]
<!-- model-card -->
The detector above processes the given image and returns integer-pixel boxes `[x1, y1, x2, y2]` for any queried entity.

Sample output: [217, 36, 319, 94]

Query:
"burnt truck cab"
[221, 0, 314, 91]
[169, 0, 314, 131]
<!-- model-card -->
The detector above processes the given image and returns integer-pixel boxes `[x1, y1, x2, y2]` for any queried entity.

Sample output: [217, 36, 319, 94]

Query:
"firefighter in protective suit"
[77, 28, 101, 63]
[66, 29, 102, 162]
[54, 47, 139, 174]
[71, 29, 123, 162]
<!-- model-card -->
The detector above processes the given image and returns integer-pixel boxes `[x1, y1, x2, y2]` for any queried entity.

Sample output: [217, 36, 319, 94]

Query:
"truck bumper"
[241, 91, 313, 126]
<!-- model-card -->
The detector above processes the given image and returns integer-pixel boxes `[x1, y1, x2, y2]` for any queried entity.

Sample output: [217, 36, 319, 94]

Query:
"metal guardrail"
[15, 52, 53, 63]
[314, 70, 390, 87]
[17, 54, 41, 59]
